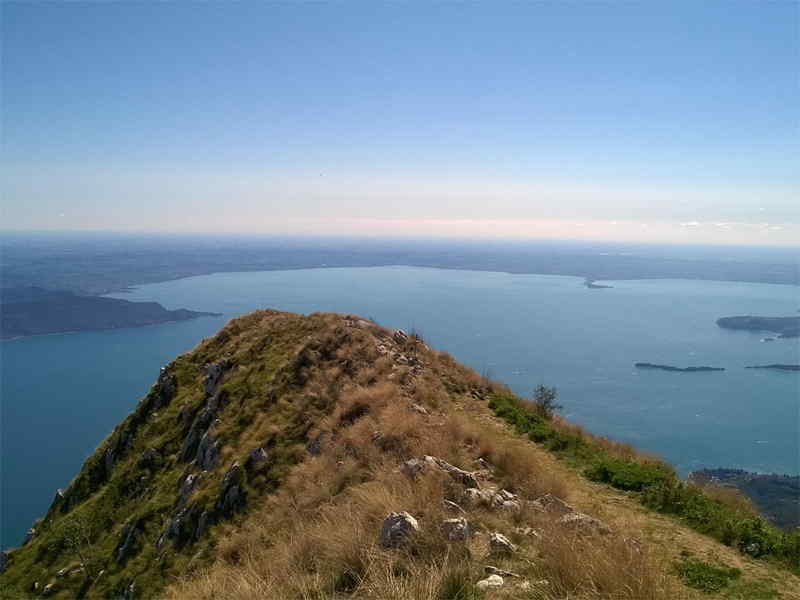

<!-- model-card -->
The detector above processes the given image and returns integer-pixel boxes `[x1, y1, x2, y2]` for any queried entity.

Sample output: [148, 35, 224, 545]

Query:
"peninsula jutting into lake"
[635, 362, 725, 372]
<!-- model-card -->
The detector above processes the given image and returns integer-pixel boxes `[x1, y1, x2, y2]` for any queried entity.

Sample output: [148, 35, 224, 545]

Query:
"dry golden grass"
[166, 337, 681, 600]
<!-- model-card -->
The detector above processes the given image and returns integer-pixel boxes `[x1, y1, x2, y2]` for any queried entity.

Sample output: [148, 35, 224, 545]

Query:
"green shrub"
[675, 556, 740, 593]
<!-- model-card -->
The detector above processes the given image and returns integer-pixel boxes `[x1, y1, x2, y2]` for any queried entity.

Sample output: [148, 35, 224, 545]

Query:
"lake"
[2, 267, 798, 547]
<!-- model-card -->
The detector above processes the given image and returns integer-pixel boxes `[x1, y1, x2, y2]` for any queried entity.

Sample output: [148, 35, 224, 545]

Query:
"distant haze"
[2, 2, 798, 245]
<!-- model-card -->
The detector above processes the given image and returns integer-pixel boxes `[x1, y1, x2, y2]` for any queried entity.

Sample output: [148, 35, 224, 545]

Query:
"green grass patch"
[675, 556, 740, 593]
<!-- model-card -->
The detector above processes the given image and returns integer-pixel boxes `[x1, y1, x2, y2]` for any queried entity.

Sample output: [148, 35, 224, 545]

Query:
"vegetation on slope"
[1, 310, 797, 600]
[487, 391, 800, 572]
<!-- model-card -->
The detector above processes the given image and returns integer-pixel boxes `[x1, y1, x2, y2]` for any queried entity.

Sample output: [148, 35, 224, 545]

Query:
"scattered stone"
[514, 526, 541, 539]
[379, 512, 420, 548]
[745, 542, 760, 556]
[139, 448, 159, 468]
[474, 457, 491, 470]
[306, 431, 329, 456]
[440, 517, 472, 541]
[43, 583, 56, 596]
[489, 532, 517, 555]
[248, 447, 268, 464]
[393, 329, 409, 344]
[442, 499, 465, 514]
[485, 565, 521, 578]
[557, 512, 612, 535]
[423, 455, 480, 488]
[22, 528, 36, 546]
[56, 567, 69, 578]
[531, 493, 575, 515]
[410, 403, 429, 415]
[462, 487, 496, 506]
[399, 458, 427, 479]
[624, 537, 643, 553]
[476, 574, 504, 590]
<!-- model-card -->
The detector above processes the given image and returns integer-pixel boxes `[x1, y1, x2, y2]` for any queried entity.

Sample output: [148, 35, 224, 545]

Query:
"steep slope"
[1, 310, 798, 599]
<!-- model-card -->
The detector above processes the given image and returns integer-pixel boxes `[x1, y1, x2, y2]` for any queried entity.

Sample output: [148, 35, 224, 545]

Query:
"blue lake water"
[2, 267, 798, 547]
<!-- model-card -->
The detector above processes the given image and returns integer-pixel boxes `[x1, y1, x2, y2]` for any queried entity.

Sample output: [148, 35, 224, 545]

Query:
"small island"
[635, 362, 725, 372]
[584, 278, 613, 289]
[716, 315, 800, 338]
[745, 364, 800, 372]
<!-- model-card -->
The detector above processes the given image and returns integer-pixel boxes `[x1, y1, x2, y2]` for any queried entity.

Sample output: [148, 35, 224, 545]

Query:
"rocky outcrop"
[379, 512, 420, 548]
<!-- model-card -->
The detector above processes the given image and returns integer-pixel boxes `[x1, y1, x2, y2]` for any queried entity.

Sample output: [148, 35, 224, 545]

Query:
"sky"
[2, 1, 798, 245]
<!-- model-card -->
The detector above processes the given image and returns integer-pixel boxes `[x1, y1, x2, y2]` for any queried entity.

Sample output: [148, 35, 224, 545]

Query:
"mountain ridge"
[1, 310, 797, 599]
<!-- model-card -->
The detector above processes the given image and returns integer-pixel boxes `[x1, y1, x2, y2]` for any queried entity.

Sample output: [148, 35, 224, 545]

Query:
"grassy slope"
[1, 310, 797, 599]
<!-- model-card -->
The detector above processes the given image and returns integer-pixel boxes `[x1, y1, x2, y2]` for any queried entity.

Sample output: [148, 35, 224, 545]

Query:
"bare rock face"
[0, 550, 8, 574]
[557, 512, 612, 535]
[440, 517, 472, 541]
[216, 462, 246, 515]
[489, 532, 517, 555]
[116, 519, 142, 563]
[152, 367, 177, 410]
[476, 574, 504, 590]
[531, 493, 574, 515]
[178, 473, 202, 502]
[203, 360, 230, 396]
[379, 512, 420, 548]
[195, 431, 220, 470]
[423, 456, 480, 488]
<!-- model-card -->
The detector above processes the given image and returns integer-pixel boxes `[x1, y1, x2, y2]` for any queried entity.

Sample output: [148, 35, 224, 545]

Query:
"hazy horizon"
[3, 2, 798, 245]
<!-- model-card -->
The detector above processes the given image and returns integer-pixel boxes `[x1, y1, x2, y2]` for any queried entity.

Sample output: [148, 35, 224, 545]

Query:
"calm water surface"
[2, 267, 798, 546]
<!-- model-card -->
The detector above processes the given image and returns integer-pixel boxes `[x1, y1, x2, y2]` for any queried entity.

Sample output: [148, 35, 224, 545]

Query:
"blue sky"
[2, 1, 798, 244]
